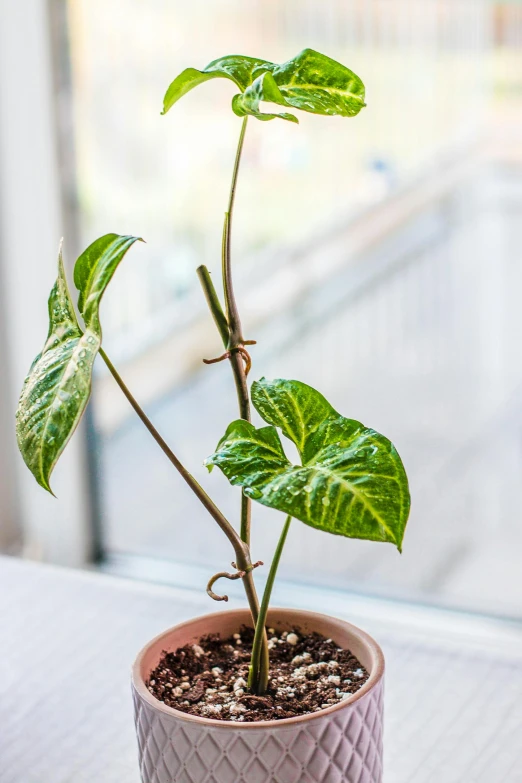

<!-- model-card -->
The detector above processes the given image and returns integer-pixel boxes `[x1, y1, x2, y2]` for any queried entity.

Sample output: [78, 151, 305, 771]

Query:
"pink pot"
[132, 608, 384, 783]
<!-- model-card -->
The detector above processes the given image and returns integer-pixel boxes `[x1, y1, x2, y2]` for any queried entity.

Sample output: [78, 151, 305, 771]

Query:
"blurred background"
[1, 0, 521, 617]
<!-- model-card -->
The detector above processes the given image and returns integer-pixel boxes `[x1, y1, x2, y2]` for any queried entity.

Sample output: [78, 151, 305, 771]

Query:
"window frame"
[0, 0, 94, 565]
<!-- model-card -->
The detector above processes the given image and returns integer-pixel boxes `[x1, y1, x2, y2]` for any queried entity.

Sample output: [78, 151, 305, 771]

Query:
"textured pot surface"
[132, 608, 384, 783]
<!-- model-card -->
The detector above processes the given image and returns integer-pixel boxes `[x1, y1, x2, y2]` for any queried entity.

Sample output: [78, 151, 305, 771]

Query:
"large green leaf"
[162, 49, 365, 124]
[17, 233, 141, 493]
[206, 379, 410, 550]
[233, 49, 366, 122]
[74, 233, 142, 334]
[16, 247, 100, 493]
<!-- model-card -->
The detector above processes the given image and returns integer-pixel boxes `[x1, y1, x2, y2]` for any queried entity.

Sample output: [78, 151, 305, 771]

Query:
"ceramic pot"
[132, 607, 384, 783]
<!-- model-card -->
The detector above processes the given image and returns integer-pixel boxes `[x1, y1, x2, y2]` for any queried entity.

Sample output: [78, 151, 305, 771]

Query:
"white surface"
[1, 556, 522, 782]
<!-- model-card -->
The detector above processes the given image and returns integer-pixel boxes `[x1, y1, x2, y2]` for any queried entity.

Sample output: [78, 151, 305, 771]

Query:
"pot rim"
[132, 606, 384, 729]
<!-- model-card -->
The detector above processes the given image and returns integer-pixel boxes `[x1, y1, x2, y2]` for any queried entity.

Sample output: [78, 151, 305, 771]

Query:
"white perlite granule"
[228, 702, 246, 715]
[233, 677, 247, 691]
[201, 704, 223, 716]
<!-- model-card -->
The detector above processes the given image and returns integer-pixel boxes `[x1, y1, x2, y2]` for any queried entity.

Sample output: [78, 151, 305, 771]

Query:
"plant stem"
[221, 118, 269, 687]
[223, 117, 248, 345]
[196, 265, 251, 505]
[222, 118, 252, 548]
[196, 265, 229, 348]
[196, 118, 269, 687]
[248, 515, 292, 695]
[98, 347, 254, 581]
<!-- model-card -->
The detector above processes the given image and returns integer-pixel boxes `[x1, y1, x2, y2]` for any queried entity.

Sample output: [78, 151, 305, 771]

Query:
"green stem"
[248, 515, 292, 695]
[223, 117, 248, 345]
[196, 265, 229, 348]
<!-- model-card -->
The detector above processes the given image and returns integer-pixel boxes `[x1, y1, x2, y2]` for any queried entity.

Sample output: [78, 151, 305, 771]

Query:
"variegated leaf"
[162, 55, 273, 115]
[233, 49, 366, 122]
[207, 379, 410, 550]
[16, 247, 100, 493]
[74, 233, 143, 334]
[251, 377, 338, 452]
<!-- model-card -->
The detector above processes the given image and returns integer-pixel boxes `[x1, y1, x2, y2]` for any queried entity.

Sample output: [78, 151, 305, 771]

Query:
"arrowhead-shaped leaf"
[17, 233, 142, 493]
[206, 379, 410, 550]
[162, 49, 365, 124]
[16, 247, 100, 493]
[74, 233, 143, 334]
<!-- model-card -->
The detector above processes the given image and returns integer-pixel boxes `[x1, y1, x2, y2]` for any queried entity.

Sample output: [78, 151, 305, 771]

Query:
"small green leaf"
[74, 233, 143, 334]
[16, 246, 100, 493]
[162, 56, 272, 115]
[207, 379, 410, 550]
[162, 48, 365, 124]
[231, 73, 299, 123]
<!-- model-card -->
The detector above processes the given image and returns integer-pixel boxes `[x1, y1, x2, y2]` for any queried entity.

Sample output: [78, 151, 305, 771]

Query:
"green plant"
[16, 49, 410, 696]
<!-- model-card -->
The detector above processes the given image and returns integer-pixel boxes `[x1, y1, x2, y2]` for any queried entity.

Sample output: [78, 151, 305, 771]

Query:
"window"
[4, 1, 522, 616]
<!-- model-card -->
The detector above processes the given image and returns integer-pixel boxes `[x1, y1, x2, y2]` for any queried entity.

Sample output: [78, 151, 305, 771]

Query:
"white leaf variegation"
[16, 247, 100, 493]
[16, 233, 142, 493]
[206, 379, 410, 550]
[74, 233, 143, 335]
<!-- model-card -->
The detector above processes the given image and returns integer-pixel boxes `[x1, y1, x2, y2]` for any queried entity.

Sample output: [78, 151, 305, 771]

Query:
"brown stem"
[221, 118, 253, 548]
[207, 569, 245, 602]
[203, 351, 230, 365]
[207, 560, 263, 602]
[98, 347, 248, 568]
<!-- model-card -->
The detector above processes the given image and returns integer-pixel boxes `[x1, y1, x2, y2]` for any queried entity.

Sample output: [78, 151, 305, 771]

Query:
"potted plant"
[16, 49, 410, 783]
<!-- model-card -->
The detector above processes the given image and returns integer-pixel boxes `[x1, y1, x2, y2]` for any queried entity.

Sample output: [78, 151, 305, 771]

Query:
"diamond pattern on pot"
[133, 677, 383, 783]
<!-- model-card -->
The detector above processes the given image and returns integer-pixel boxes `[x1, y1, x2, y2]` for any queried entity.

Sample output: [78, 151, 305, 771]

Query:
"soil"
[146, 626, 369, 722]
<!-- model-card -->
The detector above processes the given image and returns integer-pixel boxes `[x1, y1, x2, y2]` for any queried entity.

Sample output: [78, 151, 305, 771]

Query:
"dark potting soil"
[146, 626, 369, 722]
